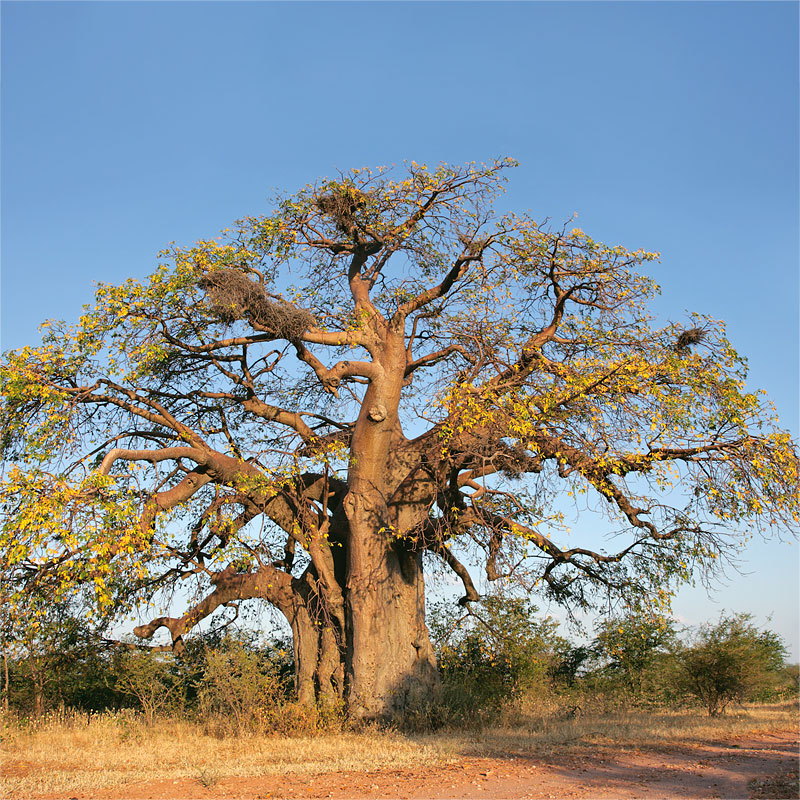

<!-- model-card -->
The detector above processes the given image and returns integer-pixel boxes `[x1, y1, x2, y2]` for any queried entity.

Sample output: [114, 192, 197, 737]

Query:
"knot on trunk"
[367, 403, 387, 423]
[343, 488, 388, 524]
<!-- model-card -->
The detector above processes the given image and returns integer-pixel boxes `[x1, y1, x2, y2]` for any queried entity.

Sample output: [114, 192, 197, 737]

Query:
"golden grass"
[471, 698, 800, 757]
[2, 701, 797, 799]
[0, 711, 457, 799]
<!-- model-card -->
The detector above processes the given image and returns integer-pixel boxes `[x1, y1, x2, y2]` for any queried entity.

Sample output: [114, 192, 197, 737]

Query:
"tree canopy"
[2, 159, 797, 717]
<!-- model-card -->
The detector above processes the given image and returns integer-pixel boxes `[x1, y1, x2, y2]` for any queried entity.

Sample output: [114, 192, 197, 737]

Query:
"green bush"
[781, 663, 799, 696]
[429, 595, 566, 723]
[587, 613, 679, 704]
[193, 634, 289, 736]
[676, 613, 787, 715]
[110, 647, 183, 724]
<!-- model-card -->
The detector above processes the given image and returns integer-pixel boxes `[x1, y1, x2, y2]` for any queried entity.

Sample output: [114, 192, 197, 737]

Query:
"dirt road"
[33, 729, 798, 800]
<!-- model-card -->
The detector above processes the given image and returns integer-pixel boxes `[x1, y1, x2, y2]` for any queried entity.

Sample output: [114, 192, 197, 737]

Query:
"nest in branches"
[462, 433, 541, 479]
[496, 441, 542, 478]
[199, 269, 315, 341]
[675, 326, 707, 352]
[457, 232, 489, 255]
[315, 189, 367, 235]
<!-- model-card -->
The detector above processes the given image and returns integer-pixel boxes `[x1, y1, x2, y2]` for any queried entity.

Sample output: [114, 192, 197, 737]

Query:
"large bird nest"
[199, 269, 315, 341]
[315, 188, 367, 236]
[675, 326, 708, 352]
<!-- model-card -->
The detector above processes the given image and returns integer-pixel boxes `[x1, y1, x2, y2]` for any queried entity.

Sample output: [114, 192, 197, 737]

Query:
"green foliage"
[194, 635, 286, 735]
[549, 642, 593, 689]
[781, 662, 799, 694]
[2, 620, 345, 734]
[590, 613, 678, 698]
[1, 601, 122, 715]
[175, 628, 340, 737]
[177, 627, 294, 706]
[676, 613, 788, 715]
[4, 600, 795, 732]
[110, 647, 183, 724]
[429, 595, 566, 721]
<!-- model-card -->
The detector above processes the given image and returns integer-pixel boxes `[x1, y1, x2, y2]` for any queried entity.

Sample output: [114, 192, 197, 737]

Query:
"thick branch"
[99, 446, 207, 475]
[139, 468, 213, 538]
[134, 563, 293, 651]
[397, 245, 489, 318]
[241, 396, 315, 441]
[405, 343, 469, 377]
[431, 543, 480, 605]
[293, 343, 381, 396]
[301, 327, 372, 349]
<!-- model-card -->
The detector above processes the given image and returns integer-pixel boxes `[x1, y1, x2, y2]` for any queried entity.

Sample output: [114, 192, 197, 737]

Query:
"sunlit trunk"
[339, 332, 439, 719]
[344, 506, 438, 718]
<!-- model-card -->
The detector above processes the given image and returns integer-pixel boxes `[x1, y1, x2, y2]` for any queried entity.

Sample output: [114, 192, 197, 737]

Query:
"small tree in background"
[591, 612, 678, 698]
[782, 662, 799, 695]
[111, 647, 183, 724]
[549, 642, 593, 690]
[1, 598, 119, 715]
[677, 613, 787, 716]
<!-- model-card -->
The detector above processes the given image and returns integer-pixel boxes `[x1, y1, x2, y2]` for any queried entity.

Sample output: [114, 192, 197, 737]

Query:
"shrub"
[110, 647, 183, 724]
[677, 613, 787, 715]
[429, 595, 566, 723]
[194, 634, 288, 736]
[781, 663, 799, 696]
[588, 612, 679, 703]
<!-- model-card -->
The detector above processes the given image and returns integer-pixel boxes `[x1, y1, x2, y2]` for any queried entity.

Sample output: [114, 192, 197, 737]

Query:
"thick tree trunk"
[286, 513, 437, 718]
[344, 505, 438, 719]
[282, 575, 344, 708]
[340, 329, 439, 719]
[289, 615, 343, 708]
[287, 601, 323, 707]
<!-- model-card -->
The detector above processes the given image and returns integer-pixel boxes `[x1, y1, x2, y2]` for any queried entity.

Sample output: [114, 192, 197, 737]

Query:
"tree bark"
[341, 330, 439, 719]
[344, 511, 438, 719]
[284, 573, 343, 708]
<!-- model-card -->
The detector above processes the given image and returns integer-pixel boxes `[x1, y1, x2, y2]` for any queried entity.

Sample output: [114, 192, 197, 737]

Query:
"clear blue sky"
[2, 1, 798, 655]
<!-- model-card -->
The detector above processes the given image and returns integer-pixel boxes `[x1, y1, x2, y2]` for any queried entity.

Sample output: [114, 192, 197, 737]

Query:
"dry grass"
[1, 710, 457, 799]
[2, 701, 797, 799]
[468, 697, 800, 757]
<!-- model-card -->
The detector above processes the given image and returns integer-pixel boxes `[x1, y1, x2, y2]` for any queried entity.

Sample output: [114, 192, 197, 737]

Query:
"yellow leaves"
[2, 465, 144, 581]
[0, 158, 796, 639]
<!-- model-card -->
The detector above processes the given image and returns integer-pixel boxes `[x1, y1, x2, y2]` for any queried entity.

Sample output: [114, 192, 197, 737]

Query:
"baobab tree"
[1, 159, 797, 718]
